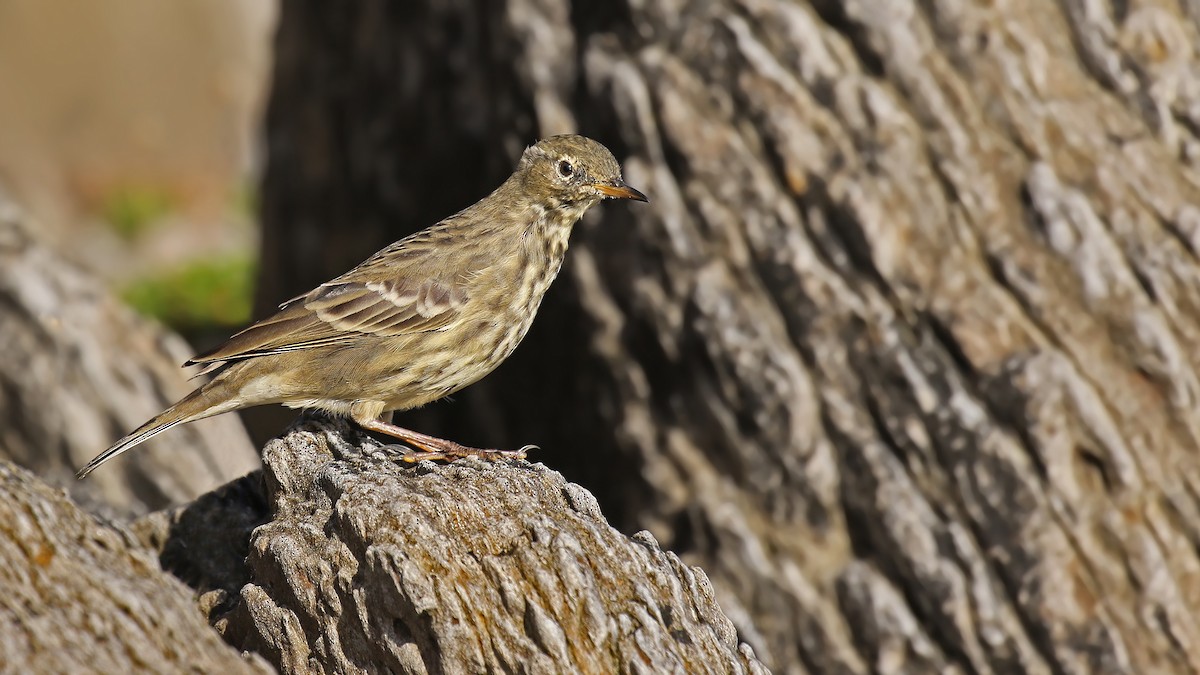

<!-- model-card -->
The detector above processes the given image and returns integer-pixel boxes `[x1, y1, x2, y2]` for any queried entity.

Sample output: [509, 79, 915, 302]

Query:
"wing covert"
[187, 278, 467, 365]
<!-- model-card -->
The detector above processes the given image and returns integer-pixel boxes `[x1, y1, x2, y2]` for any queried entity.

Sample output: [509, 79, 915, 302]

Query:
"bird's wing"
[187, 276, 468, 365]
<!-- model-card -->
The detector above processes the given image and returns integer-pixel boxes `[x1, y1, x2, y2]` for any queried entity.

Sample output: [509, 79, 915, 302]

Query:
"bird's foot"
[357, 416, 534, 463]
[380, 442, 534, 463]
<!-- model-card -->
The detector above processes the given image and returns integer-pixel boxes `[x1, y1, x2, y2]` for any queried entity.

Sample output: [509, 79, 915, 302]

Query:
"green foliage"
[122, 255, 256, 331]
[101, 186, 177, 240]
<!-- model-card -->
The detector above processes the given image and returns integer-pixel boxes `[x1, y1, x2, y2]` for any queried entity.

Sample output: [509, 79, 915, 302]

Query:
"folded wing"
[188, 278, 467, 365]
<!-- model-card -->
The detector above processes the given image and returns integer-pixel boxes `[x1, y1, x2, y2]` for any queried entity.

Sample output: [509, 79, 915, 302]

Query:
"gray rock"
[154, 418, 767, 674]
[0, 458, 272, 674]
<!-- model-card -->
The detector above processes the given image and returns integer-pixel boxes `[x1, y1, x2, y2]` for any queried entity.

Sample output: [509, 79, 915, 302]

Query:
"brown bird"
[78, 134, 647, 478]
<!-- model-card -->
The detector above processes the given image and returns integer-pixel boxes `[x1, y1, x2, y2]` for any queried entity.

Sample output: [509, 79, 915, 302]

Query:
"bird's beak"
[594, 181, 649, 202]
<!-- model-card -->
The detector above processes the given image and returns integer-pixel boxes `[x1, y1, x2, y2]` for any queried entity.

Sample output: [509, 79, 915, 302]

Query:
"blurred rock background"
[0, 0, 275, 512]
[0, 0, 275, 336]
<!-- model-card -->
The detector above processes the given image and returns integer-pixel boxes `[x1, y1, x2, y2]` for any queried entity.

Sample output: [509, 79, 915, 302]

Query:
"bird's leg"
[356, 417, 531, 463]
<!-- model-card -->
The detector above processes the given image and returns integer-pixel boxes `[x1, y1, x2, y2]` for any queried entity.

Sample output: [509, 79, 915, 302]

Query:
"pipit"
[78, 134, 647, 478]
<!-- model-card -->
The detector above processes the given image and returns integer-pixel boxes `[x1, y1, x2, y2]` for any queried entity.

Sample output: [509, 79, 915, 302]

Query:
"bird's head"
[517, 135, 648, 215]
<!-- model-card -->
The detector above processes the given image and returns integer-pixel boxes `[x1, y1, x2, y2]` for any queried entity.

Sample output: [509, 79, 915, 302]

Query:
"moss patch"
[122, 254, 256, 331]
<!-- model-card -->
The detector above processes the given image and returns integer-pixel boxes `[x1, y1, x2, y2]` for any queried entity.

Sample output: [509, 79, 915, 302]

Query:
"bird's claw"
[401, 452, 448, 463]
[376, 443, 425, 460]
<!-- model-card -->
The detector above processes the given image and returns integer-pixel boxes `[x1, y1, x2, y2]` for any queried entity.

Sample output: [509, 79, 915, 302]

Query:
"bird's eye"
[557, 160, 574, 178]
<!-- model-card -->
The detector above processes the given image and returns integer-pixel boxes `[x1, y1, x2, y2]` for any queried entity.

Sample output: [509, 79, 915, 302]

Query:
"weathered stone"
[160, 418, 767, 674]
[0, 459, 272, 674]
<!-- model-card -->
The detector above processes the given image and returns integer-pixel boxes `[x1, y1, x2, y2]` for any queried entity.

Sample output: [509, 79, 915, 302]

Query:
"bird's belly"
[375, 312, 535, 411]
[367, 255, 557, 412]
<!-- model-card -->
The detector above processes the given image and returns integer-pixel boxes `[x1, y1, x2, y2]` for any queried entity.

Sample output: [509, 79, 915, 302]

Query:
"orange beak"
[594, 181, 649, 202]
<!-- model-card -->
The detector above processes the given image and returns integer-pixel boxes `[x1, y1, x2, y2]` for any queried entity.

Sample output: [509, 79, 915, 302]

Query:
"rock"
[0, 458, 272, 673]
[152, 417, 766, 674]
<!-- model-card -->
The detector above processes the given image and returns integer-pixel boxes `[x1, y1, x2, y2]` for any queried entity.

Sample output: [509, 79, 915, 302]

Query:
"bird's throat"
[526, 211, 574, 294]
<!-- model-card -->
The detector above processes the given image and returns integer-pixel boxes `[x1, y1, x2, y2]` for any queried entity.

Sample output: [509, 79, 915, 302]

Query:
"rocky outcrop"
[140, 417, 766, 674]
[0, 459, 272, 673]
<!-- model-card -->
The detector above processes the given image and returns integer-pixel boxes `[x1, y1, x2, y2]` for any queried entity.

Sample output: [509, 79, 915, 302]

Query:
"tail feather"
[76, 414, 190, 479]
[77, 383, 239, 479]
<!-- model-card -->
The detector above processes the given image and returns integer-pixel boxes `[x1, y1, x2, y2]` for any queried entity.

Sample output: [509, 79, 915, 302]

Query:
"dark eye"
[557, 160, 574, 178]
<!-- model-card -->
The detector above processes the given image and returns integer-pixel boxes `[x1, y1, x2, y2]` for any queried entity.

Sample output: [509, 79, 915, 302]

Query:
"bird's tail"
[76, 382, 240, 479]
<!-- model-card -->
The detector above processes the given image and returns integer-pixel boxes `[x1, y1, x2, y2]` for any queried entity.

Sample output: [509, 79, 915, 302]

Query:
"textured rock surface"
[257, 1, 1200, 673]
[0, 200, 260, 516]
[166, 418, 766, 674]
[0, 458, 272, 673]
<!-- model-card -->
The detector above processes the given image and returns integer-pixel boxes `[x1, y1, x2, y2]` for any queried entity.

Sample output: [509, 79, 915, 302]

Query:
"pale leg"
[356, 417, 533, 463]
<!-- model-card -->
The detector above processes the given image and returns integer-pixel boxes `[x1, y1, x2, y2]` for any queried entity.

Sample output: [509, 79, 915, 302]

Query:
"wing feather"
[187, 277, 467, 365]
[187, 220, 487, 366]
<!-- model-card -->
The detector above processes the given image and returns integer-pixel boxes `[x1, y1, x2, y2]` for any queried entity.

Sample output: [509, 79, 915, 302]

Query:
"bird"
[77, 134, 647, 478]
